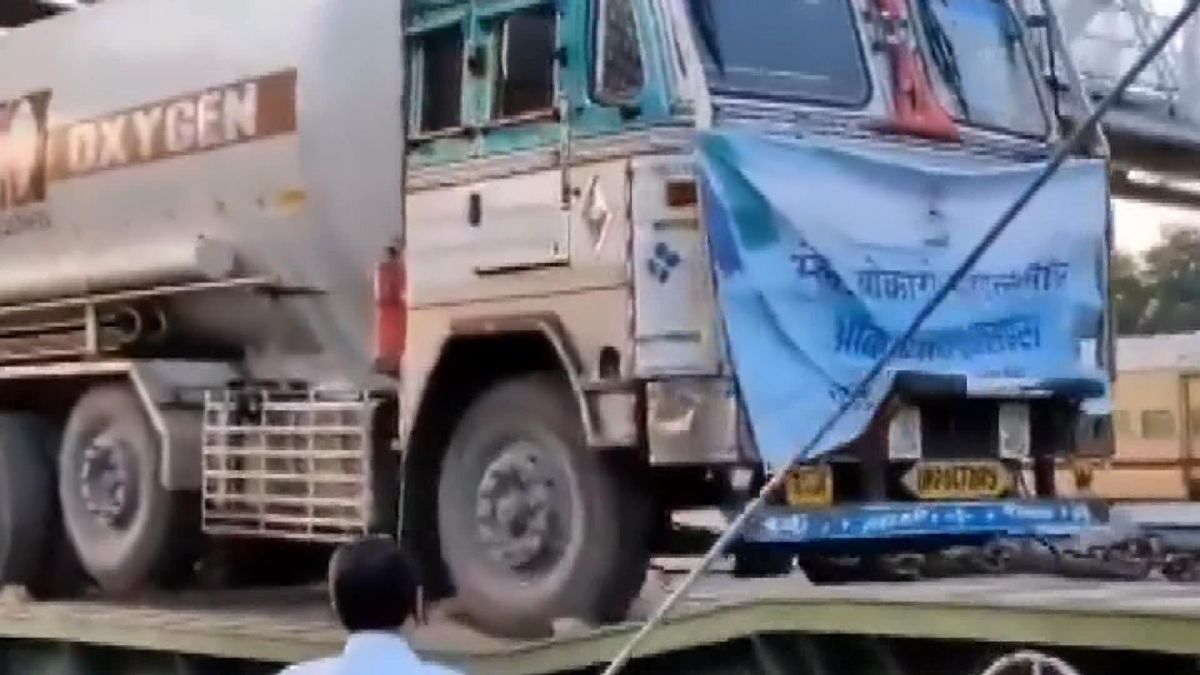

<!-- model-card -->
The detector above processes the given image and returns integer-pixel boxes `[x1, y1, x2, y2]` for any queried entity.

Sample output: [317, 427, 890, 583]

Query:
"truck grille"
[201, 388, 377, 543]
[919, 399, 1000, 460]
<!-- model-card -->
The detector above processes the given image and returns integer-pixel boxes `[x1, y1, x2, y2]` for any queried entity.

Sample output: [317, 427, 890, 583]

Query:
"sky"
[1113, 198, 1199, 253]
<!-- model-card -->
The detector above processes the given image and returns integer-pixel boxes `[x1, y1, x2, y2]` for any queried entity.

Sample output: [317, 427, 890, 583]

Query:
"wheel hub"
[475, 440, 564, 572]
[79, 431, 138, 529]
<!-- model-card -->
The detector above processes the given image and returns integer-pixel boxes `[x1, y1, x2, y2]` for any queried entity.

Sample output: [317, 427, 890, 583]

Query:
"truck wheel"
[437, 374, 650, 637]
[58, 385, 194, 594]
[0, 414, 56, 590]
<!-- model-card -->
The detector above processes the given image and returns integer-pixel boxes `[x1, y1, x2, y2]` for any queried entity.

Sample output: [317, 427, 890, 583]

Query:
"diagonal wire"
[600, 0, 1200, 672]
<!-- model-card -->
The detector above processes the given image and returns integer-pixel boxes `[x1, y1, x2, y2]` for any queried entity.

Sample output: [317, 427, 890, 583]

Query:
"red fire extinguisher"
[373, 244, 407, 377]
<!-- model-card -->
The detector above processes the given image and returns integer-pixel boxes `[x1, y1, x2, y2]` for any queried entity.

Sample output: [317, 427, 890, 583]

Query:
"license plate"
[902, 461, 1011, 500]
[785, 465, 832, 507]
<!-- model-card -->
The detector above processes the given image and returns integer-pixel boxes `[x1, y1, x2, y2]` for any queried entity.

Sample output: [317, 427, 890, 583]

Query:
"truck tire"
[58, 385, 195, 594]
[0, 413, 56, 590]
[437, 374, 650, 637]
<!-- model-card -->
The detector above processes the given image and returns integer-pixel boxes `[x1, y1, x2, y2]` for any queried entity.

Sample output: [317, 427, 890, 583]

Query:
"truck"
[0, 0, 1116, 640]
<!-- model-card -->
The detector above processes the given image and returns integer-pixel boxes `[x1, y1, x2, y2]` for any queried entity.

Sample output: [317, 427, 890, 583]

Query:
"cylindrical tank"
[0, 236, 235, 303]
[0, 0, 407, 384]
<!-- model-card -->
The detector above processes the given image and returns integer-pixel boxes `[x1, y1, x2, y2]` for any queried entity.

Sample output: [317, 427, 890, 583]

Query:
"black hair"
[328, 537, 419, 632]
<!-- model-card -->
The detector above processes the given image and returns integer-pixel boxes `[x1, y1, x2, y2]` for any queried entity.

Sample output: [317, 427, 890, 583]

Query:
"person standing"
[280, 537, 462, 674]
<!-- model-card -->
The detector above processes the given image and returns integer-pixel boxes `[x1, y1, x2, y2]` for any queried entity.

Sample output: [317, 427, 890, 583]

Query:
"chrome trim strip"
[407, 126, 696, 192]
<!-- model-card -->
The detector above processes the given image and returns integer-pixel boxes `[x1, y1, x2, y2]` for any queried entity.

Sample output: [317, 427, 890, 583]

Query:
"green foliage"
[1112, 228, 1200, 335]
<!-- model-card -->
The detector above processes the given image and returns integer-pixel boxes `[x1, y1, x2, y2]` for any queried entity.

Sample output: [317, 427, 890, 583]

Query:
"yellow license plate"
[784, 465, 832, 507]
[903, 461, 1011, 500]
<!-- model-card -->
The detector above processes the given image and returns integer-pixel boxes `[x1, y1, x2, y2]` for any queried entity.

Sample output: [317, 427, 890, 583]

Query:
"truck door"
[468, 4, 569, 274]
[404, 5, 570, 301]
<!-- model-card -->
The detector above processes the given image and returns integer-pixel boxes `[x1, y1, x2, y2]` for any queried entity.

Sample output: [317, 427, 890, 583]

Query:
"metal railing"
[202, 388, 377, 543]
[1055, 0, 1200, 123]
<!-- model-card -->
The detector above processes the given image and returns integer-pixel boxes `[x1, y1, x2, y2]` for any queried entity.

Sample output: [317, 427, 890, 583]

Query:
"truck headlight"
[997, 402, 1031, 460]
[887, 405, 922, 460]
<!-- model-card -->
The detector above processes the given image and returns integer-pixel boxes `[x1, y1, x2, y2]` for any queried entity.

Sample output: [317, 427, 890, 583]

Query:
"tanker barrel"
[0, 236, 236, 306]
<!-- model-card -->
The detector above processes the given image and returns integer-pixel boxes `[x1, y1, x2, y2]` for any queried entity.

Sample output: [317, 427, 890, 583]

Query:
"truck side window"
[492, 7, 557, 119]
[594, 0, 644, 103]
[416, 25, 465, 134]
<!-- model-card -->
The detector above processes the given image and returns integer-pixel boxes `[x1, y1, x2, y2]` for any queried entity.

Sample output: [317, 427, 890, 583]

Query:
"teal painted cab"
[404, 0, 681, 168]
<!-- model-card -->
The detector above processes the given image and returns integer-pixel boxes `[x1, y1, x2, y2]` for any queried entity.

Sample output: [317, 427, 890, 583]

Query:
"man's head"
[328, 537, 420, 632]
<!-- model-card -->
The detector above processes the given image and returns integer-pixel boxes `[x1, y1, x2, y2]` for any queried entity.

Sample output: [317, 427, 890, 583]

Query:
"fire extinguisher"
[373, 244, 406, 377]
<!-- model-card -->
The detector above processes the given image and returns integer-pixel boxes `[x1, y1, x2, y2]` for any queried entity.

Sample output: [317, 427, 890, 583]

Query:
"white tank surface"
[0, 0, 407, 382]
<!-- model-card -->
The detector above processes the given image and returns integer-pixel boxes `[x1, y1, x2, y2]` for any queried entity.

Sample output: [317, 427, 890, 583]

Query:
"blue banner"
[700, 132, 1109, 467]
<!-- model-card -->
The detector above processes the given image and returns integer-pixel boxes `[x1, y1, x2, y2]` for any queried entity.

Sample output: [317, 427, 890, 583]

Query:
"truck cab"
[394, 0, 1112, 632]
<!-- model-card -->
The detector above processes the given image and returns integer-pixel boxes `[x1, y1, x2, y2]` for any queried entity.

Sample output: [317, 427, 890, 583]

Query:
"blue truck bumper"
[734, 500, 1103, 555]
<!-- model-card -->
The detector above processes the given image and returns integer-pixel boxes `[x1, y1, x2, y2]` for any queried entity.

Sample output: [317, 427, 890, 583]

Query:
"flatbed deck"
[2, 573, 1200, 674]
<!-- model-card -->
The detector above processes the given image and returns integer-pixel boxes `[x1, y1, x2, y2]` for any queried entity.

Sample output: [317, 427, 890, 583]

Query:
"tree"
[1113, 227, 1200, 335]
[1140, 227, 1200, 334]
[1111, 249, 1151, 335]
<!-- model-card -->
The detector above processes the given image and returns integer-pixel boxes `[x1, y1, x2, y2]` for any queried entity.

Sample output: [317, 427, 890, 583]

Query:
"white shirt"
[280, 632, 462, 674]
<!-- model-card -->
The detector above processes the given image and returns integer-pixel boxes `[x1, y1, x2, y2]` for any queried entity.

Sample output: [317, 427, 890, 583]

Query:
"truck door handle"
[468, 193, 482, 227]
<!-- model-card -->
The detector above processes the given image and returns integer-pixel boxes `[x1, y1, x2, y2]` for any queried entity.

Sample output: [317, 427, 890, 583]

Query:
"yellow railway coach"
[1070, 333, 1200, 501]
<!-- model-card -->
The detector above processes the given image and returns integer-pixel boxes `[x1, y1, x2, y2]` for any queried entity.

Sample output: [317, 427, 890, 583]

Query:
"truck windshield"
[915, 0, 1049, 137]
[686, 0, 871, 107]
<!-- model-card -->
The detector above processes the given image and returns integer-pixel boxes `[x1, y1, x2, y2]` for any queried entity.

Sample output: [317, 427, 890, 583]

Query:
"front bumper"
[735, 499, 1103, 555]
[884, 372, 1112, 462]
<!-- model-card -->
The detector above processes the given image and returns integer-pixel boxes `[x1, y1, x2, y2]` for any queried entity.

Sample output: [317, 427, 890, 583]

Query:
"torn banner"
[700, 132, 1109, 468]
